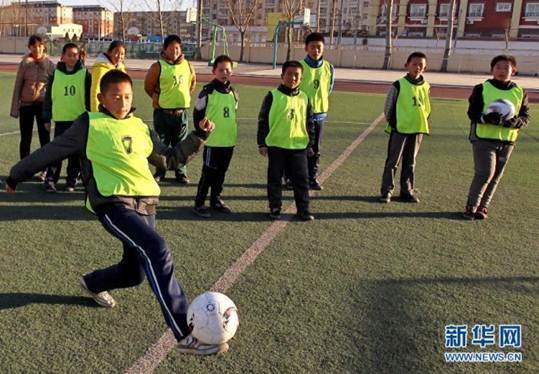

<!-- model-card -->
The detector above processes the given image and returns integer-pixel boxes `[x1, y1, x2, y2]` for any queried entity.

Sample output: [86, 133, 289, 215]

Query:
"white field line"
[124, 113, 385, 374]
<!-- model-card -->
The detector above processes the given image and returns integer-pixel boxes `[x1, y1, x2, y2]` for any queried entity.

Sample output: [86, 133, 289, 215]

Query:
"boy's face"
[98, 81, 133, 119]
[109, 47, 125, 65]
[282, 66, 302, 89]
[492, 60, 515, 82]
[213, 61, 232, 83]
[62, 47, 79, 69]
[405, 57, 427, 78]
[306, 41, 324, 60]
[164, 41, 182, 62]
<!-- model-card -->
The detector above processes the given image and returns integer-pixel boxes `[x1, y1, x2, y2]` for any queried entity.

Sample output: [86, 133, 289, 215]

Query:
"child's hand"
[199, 118, 215, 132]
[44, 122, 51, 132]
[258, 146, 268, 157]
[482, 112, 502, 125]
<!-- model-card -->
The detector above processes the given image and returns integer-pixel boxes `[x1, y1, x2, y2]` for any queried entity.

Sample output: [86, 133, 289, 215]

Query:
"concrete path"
[1, 53, 538, 90]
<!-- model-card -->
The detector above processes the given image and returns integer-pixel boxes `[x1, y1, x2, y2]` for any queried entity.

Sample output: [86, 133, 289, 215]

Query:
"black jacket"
[467, 79, 530, 143]
[193, 78, 238, 131]
[257, 84, 314, 148]
[8, 108, 208, 214]
[42, 60, 92, 123]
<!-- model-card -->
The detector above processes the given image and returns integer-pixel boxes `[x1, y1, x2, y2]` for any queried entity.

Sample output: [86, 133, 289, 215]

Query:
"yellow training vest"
[299, 59, 331, 114]
[395, 77, 431, 134]
[86, 112, 160, 199]
[477, 81, 523, 142]
[205, 90, 238, 147]
[266, 89, 309, 149]
[51, 68, 86, 121]
[158, 59, 192, 109]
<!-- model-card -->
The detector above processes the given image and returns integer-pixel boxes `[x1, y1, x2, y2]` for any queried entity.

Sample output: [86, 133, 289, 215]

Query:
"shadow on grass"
[0, 205, 93, 220]
[0, 293, 98, 309]
[315, 211, 462, 220]
[348, 276, 539, 372]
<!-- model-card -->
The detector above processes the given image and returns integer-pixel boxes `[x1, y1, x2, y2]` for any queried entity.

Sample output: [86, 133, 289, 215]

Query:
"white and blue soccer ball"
[187, 291, 239, 344]
[486, 99, 516, 121]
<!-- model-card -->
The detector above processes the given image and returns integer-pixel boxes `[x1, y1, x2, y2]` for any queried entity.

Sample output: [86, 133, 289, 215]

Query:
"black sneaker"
[211, 200, 232, 214]
[44, 181, 57, 193]
[296, 211, 315, 221]
[64, 181, 76, 192]
[400, 193, 420, 203]
[269, 208, 281, 220]
[379, 192, 391, 203]
[474, 206, 488, 220]
[154, 170, 166, 183]
[462, 205, 475, 220]
[309, 179, 323, 191]
[284, 179, 294, 190]
[175, 171, 190, 185]
[192, 205, 211, 218]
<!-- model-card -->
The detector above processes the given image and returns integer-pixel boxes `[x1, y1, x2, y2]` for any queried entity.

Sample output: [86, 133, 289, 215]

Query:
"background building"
[72, 5, 113, 39]
[368, 0, 539, 40]
[113, 10, 195, 41]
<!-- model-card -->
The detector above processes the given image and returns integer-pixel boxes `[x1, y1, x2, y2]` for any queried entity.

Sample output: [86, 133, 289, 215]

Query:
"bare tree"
[382, 0, 393, 70]
[316, 0, 321, 32]
[226, 0, 260, 62]
[281, 0, 304, 61]
[440, 0, 456, 72]
[105, 0, 130, 40]
[329, 0, 337, 44]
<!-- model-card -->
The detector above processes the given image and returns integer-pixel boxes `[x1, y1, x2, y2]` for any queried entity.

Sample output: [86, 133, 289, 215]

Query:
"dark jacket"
[42, 60, 92, 123]
[7, 108, 208, 215]
[193, 78, 238, 131]
[257, 84, 314, 148]
[467, 79, 530, 143]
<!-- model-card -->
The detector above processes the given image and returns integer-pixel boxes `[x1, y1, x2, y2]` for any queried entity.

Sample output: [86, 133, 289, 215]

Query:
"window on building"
[439, 3, 450, 17]
[525, 3, 539, 17]
[496, 2, 512, 12]
[468, 3, 484, 17]
[410, 4, 427, 18]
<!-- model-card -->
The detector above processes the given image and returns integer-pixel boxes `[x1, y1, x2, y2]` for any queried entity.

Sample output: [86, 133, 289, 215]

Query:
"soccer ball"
[187, 292, 239, 345]
[486, 99, 516, 121]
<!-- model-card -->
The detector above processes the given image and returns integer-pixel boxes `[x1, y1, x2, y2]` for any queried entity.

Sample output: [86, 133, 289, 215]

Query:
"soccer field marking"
[124, 113, 385, 374]
[0, 130, 21, 137]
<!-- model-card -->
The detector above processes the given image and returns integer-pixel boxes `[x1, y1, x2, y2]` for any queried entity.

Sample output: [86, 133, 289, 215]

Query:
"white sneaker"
[79, 277, 116, 308]
[177, 335, 229, 355]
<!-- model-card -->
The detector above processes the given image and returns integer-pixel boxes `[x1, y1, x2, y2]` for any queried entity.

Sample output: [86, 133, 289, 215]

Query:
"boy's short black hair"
[490, 54, 517, 69]
[62, 42, 79, 54]
[281, 60, 303, 75]
[163, 34, 182, 49]
[100, 70, 132, 93]
[406, 51, 427, 64]
[107, 40, 126, 53]
[212, 55, 233, 70]
[28, 34, 44, 47]
[305, 32, 325, 46]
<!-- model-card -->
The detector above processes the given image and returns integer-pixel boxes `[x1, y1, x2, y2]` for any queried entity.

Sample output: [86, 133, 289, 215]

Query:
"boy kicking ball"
[6, 70, 227, 355]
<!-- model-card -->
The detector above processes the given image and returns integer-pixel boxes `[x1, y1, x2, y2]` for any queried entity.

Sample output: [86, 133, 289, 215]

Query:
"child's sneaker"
[400, 192, 420, 203]
[309, 179, 323, 191]
[269, 208, 281, 220]
[79, 277, 116, 308]
[462, 205, 475, 220]
[474, 206, 488, 220]
[211, 200, 232, 214]
[296, 211, 315, 221]
[175, 171, 190, 185]
[193, 205, 212, 218]
[177, 334, 229, 355]
[44, 181, 57, 193]
[379, 192, 391, 203]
